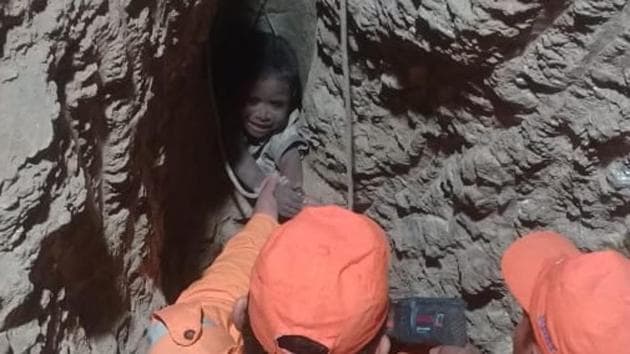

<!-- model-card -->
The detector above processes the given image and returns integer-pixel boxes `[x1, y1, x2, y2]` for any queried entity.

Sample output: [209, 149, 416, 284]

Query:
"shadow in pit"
[158, 0, 317, 302]
[6, 204, 127, 351]
[156, 29, 235, 303]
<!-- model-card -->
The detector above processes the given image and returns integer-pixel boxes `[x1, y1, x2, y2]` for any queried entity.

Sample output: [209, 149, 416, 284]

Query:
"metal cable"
[340, 0, 355, 210]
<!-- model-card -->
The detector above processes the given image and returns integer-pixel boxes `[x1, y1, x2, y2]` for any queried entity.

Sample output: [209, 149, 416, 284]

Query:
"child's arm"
[278, 147, 303, 189]
[276, 146, 304, 217]
[232, 147, 266, 192]
[227, 135, 265, 193]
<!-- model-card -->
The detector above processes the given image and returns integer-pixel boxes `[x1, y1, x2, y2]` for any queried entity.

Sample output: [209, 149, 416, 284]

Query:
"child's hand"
[274, 177, 304, 218]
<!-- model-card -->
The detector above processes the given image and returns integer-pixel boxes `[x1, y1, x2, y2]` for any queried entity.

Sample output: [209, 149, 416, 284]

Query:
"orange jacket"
[148, 213, 278, 354]
[147, 213, 430, 354]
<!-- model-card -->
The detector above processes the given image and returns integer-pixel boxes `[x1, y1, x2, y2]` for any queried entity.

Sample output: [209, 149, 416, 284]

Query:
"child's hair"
[218, 30, 302, 112]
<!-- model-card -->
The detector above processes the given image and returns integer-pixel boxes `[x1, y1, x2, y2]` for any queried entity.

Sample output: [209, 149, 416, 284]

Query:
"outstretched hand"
[253, 175, 280, 220]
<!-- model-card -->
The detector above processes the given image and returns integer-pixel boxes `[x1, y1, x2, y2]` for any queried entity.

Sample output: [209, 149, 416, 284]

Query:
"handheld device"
[389, 297, 468, 347]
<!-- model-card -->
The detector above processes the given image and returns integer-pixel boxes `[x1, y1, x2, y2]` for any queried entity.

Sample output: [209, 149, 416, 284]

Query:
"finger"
[288, 194, 304, 206]
[259, 174, 279, 195]
[279, 203, 299, 217]
[303, 195, 322, 206]
[280, 207, 297, 218]
[285, 193, 303, 206]
[285, 204, 301, 216]
[278, 175, 290, 186]
[294, 188, 305, 199]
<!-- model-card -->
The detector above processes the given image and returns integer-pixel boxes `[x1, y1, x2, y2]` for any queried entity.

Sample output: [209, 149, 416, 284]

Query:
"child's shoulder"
[267, 111, 308, 162]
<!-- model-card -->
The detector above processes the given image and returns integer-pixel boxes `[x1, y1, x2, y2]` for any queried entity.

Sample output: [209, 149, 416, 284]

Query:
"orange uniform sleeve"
[176, 213, 278, 316]
[149, 213, 278, 353]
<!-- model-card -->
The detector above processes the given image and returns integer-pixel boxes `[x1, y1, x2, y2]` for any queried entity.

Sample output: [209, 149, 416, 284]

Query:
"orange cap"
[248, 206, 390, 353]
[501, 231, 630, 354]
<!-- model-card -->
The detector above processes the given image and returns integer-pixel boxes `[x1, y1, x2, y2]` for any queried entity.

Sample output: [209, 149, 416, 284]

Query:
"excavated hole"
[3, 0, 630, 352]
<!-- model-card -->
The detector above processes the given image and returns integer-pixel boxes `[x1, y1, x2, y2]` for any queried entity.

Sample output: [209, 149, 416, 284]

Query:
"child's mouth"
[246, 119, 272, 136]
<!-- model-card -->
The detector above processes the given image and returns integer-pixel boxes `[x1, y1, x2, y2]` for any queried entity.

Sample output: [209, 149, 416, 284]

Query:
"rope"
[252, 0, 272, 31]
[209, 0, 353, 207]
[205, 0, 275, 201]
[264, 11, 278, 36]
[340, 0, 355, 210]
[207, 50, 260, 200]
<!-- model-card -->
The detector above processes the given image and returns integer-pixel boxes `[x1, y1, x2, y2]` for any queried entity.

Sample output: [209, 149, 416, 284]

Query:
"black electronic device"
[389, 297, 468, 347]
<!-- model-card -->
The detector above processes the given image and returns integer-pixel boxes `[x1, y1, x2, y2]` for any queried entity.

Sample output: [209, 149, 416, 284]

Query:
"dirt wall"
[2, 0, 630, 352]
[0, 0, 219, 352]
[303, 0, 630, 351]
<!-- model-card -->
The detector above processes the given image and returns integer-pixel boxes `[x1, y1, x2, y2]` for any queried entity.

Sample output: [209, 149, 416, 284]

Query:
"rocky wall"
[304, 0, 630, 351]
[0, 0, 221, 352]
[3, 0, 630, 352]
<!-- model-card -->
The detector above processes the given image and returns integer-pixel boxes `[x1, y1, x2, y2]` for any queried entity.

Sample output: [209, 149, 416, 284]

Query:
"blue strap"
[147, 318, 217, 346]
[147, 321, 169, 346]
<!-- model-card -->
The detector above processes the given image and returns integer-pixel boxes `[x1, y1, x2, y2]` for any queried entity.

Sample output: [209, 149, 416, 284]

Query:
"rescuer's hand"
[254, 175, 280, 220]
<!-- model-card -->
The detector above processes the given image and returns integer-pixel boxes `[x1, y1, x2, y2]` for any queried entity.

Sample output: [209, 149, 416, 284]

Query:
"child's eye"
[247, 97, 261, 105]
[270, 101, 285, 108]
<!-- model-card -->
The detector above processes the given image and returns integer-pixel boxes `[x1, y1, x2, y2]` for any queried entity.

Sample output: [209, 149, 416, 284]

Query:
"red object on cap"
[248, 206, 390, 353]
[502, 231, 630, 354]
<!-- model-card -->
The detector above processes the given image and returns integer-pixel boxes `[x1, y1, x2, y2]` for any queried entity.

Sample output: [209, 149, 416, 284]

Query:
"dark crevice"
[424, 255, 442, 269]
[157, 18, 234, 301]
[2, 293, 41, 332]
[485, 86, 530, 128]
[31, 204, 125, 337]
[125, 0, 148, 18]
[425, 130, 467, 156]
[610, 200, 630, 219]
[453, 204, 494, 223]
[353, 200, 373, 214]
[508, 0, 571, 63]
[0, 13, 22, 58]
[31, 0, 48, 14]
[461, 287, 504, 311]
[587, 135, 630, 167]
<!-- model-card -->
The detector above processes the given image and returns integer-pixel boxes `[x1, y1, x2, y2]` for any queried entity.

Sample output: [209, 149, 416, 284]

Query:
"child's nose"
[258, 108, 272, 122]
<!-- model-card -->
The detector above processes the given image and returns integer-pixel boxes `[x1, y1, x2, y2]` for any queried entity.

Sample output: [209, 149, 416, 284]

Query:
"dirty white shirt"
[248, 110, 308, 175]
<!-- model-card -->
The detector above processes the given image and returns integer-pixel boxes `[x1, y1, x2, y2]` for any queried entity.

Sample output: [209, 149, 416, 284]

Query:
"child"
[221, 31, 307, 218]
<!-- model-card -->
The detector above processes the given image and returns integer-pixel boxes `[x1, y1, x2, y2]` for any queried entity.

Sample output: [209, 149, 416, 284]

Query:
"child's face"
[241, 76, 291, 139]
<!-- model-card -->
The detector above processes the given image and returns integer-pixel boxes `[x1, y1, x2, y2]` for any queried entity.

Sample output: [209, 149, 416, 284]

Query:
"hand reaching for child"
[253, 175, 280, 220]
[274, 176, 304, 218]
